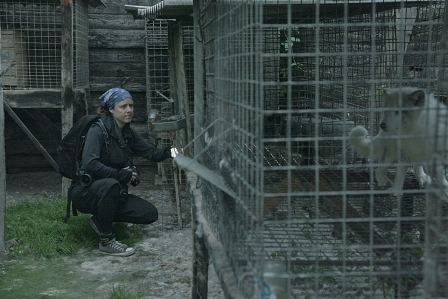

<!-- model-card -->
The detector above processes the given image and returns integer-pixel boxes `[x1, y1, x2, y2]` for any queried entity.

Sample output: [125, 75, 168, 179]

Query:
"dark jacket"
[80, 114, 170, 184]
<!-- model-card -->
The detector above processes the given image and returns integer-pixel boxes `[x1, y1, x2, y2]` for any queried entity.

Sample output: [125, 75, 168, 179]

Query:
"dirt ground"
[3, 166, 225, 299]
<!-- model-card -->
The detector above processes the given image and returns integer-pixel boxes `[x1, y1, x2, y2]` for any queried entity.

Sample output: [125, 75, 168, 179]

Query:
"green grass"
[3, 196, 147, 299]
[5, 195, 143, 259]
[108, 285, 142, 299]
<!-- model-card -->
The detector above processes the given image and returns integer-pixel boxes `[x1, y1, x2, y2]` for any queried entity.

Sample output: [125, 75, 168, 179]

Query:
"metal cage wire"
[188, 0, 448, 298]
[144, 19, 195, 225]
[0, 0, 89, 90]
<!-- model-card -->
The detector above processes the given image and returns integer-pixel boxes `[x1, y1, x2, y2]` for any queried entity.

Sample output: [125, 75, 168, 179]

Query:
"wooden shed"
[0, 0, 105, 172]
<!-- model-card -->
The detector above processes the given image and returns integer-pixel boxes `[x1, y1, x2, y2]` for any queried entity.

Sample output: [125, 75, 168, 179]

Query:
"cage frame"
[0, 0, 105, 191]
[135, 0, 448, 298]
[187, 1, 448, 298]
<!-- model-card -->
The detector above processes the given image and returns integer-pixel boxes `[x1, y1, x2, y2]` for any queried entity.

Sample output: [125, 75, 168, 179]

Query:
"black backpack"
[56, 114, 109, 222]
[57, 115, 109, 179]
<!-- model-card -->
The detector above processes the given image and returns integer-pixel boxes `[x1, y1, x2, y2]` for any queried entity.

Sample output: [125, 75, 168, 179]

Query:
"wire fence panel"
[0, 0, 89, 90]
[144, 20, 195, 225]
[187, 0, 448, 298]
[73, 0, 89, 89]
[0, 1, 61, 89]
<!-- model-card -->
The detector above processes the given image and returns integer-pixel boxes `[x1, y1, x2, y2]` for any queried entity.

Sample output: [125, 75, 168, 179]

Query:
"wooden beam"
[168, 21, 192, 157]
[83, 0, 106, 7]
[23, 109, 61, 138]
[3, 89, 61, 108]
[4, 102, 59, 172]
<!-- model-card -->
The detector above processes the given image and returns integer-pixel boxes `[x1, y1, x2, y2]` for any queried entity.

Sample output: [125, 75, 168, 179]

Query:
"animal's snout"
[380, 123, 386, 130]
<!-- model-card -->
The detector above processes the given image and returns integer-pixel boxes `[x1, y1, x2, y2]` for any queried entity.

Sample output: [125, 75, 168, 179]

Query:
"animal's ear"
[410, 89, 426, 107]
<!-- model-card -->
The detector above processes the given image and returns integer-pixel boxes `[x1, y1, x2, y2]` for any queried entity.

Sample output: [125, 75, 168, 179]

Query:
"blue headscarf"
[99, 88, 132, 109]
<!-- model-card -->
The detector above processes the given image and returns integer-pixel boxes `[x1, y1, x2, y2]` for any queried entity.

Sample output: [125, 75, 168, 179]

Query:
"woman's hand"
[124, 166, 139, 182]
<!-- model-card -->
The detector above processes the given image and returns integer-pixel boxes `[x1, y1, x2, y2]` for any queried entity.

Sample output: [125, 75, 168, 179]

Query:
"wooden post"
[168, 20, 192, 157]
[0, 32, 6, 253]
[191, 0, 208, 296]
[61, 0, 74, 196]
[191, 198, 209, 299]
[194, 0, 205, 159]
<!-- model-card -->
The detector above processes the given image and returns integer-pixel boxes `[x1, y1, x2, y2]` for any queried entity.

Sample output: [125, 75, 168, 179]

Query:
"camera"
[79, 172, 93, 187]
[129, 166, 140, 187]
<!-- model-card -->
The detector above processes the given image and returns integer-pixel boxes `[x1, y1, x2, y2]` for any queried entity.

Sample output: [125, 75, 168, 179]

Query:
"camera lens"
[80, 173, 92, 187]
[131, 178, 140, 187]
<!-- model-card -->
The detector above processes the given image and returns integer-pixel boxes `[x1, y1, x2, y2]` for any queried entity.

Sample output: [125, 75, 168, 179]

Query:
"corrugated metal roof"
[124, 0, 192, 20]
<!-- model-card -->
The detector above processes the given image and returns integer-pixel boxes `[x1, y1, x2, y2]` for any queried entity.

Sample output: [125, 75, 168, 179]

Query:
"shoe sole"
[99, 247, 136, 257]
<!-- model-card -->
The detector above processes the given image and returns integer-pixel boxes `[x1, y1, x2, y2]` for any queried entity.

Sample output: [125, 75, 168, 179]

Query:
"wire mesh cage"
[145, 19, 195, 226]
[185, 0, 448, 298]
[0, 0, 89, 90]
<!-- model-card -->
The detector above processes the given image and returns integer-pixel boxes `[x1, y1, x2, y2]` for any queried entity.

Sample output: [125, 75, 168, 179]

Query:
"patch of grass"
[108, 285, 141, 299]
[6, 195, 144, 259]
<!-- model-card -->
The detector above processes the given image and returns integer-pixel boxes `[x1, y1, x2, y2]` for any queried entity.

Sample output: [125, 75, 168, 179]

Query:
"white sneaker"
[99, 238, 135, 257]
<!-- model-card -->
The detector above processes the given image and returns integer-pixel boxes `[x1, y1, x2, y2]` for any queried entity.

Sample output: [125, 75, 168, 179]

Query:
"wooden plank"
[3, 89, 61, 108]
[89, 48, 145, 64]
[174, 153, 236, 199]
[88, 14, 145, 30]
[90, 62, 146, 77]
[89, 29, 146, 48]
[23, 109, 61, 138]
[89, 79, 146, 92]
[83, 0, 106, 7]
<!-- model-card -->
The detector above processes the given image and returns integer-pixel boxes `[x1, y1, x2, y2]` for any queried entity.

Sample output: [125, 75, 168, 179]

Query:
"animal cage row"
[186, 0, 448, 298]
[0, 0, 89, 89]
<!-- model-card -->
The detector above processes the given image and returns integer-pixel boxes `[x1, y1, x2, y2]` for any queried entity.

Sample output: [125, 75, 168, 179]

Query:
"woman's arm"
[131, 131, 171, 162]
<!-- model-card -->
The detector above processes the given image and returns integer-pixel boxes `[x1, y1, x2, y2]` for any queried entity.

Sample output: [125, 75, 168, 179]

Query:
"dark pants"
[68, 178, 158, 234]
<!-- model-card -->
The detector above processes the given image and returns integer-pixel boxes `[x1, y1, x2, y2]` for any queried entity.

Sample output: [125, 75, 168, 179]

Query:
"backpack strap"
[96, 117, 110, 153]
[64, 194, 77, 223]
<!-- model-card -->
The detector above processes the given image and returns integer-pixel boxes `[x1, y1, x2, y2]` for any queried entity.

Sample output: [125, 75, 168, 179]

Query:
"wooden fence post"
[0, 31, 6, 253]
[61, 0, 74, 196]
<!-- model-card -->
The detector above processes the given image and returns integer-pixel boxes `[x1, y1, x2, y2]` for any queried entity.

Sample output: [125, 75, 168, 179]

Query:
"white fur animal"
[350, 87, 448, 195]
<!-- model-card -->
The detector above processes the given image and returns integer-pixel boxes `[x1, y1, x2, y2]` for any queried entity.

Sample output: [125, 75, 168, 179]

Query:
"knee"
[142, 208, 158, 224]
[139, 205, 158, 224]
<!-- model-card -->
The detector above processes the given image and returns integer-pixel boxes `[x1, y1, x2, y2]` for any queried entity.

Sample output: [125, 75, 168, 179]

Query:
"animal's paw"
[375, 175, 391, 187]
[416, 173, 432, 187]
[388, 186, 403, 198]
